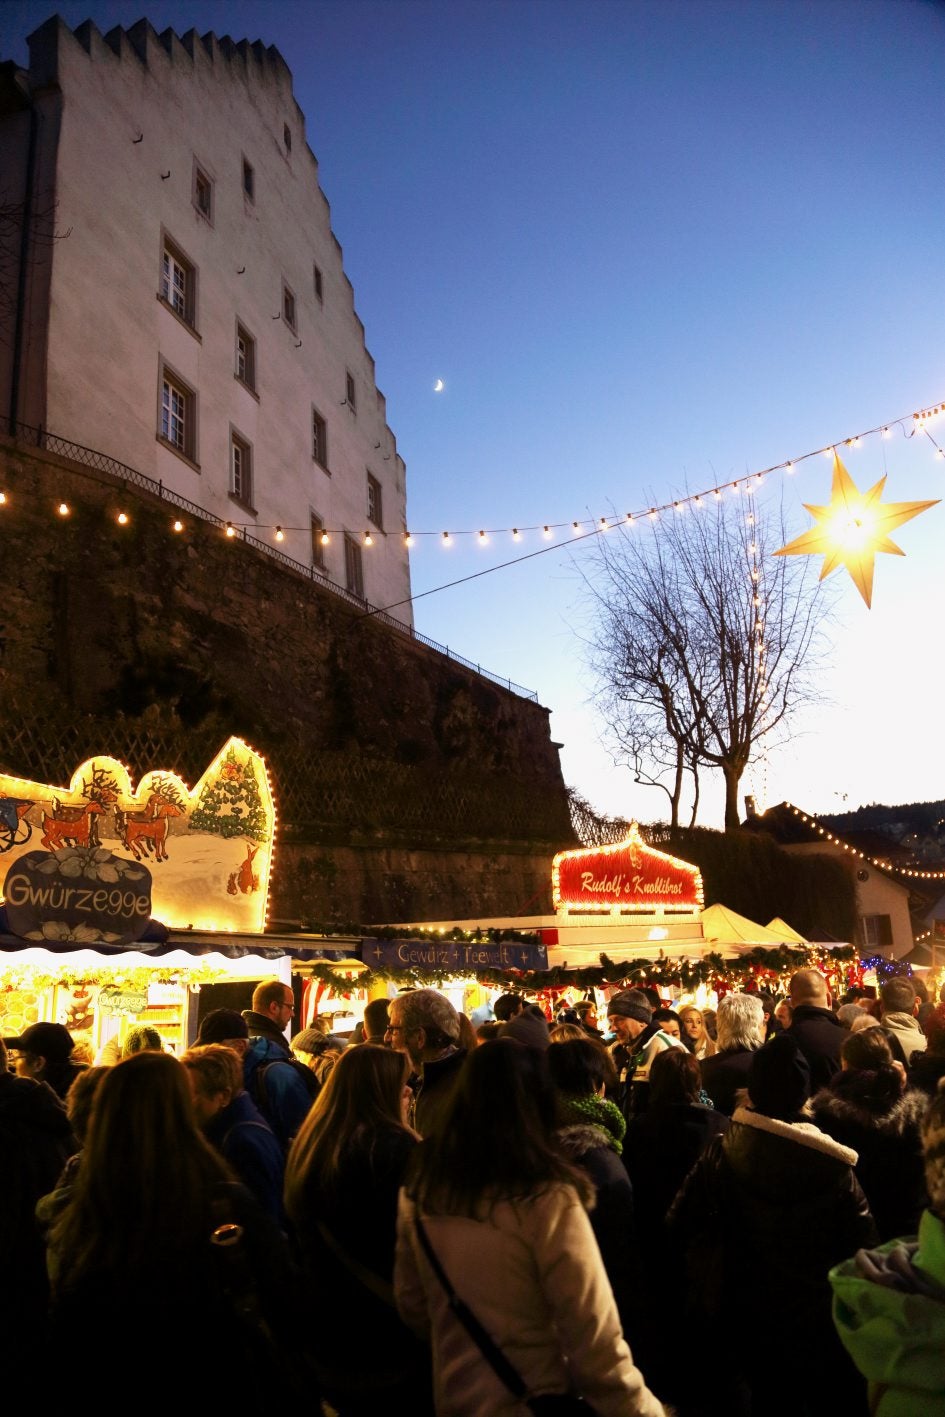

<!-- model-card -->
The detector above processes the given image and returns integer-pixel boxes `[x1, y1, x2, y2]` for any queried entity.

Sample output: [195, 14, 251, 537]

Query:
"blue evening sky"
[3, 0, 943, 826]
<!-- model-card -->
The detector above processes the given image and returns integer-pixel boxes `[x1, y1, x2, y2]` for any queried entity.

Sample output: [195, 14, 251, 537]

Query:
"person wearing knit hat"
[830, 1079, 945, 1416]
[194, 1007, 250, 1056]
[606, 989, 685, 1122]
[502, 1004, 551, 1051]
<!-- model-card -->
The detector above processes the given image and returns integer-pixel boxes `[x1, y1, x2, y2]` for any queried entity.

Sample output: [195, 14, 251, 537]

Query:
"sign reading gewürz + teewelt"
[552, 822, 704, 914]
[3, 849, 153, 947]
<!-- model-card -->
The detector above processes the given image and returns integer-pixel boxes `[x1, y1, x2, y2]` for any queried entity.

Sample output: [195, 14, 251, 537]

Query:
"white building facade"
[1, 15, 412, 624]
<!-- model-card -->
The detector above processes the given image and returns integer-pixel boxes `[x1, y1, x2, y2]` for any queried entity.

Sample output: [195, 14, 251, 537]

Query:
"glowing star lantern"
[773, 451, 939, 608]
[552, 822, 704, 916]
[0, 737, 275, 937]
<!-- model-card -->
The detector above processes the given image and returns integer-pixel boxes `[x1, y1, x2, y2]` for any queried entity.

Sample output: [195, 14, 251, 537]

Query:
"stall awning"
[699, 903, 789, 947]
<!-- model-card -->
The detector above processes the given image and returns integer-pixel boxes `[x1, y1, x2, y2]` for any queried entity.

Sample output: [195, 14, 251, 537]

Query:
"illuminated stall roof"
[0, 737, 274, 942]
[552, 823, 704, 917]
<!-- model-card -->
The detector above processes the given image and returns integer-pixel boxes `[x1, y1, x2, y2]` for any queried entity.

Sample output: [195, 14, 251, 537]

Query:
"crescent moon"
[433, 379, 444, 392]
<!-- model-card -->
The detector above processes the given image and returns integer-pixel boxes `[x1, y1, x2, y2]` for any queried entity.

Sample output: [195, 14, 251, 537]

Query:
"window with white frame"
[344, 534, 364, 598]
[235, 322, 256, 391]
[160, 235, 197, 328]
[367, 471, 383, 530]
[159, 363, 197, 462]
[311, 513, 327, 570]
[862, 914, 893, 949]
[312, 408, 328, 470]
[230, 431, 253, 508]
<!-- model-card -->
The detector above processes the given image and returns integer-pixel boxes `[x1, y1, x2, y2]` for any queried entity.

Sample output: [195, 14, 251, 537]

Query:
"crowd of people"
[4, 969, 945, 1415]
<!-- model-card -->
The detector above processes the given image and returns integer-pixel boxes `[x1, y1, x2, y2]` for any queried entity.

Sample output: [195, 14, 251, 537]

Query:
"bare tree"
[582, 492, 829, 829]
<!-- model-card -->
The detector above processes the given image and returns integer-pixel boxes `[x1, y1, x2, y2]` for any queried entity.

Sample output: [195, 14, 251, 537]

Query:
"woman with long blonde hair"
[678, 1004, 717, 1059]
[285, 1044, 431, 1415]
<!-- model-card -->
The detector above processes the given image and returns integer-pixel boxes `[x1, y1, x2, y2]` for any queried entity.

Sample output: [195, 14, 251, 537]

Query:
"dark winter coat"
[290, 1123, 432, 1415]
[556, 1111, 637, 1331]
[784, 1004, 845, 1090]
[242, 1035, 315, 1152]
[205, 1088, 286, 1224]
[668, 1106, 876, 1414]
[810, 1074, 928, 1241]
[414, 1048, 466, 1138]
[1, 1075, 74, 1361]
[908, 1050, 945, 1098]
[698, 1046, 757, 1116]
[625, 1101, 730, 1256]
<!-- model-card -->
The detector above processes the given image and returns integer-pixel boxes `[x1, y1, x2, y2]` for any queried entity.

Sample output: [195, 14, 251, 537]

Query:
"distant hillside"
[821, 799, 945, 864]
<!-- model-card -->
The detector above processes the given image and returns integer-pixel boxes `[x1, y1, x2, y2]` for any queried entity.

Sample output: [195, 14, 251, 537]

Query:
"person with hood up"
[830, 1078, 945, 1417]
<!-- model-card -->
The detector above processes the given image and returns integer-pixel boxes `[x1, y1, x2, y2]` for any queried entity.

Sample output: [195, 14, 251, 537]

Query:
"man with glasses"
[240, 978, 315, 1152]
[385, 988, 466, 1137]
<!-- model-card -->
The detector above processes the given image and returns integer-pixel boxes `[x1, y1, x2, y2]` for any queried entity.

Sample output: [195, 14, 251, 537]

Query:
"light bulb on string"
[512, 528, 521, 542]
[0, 491, 7, 505]
[117, 511, 129, 525]
[543, 525, 552, 539]
[598, 518, 608, 532]
[172, 519, 183, 532]
[403, 531, 412, 546]
[225, 522, 236, 538]
[478, 530, 487, 545]
[442, 531, 451, 546]
[321, 530, 330, 546]
[572, 521, 581, 534]
[785, 461, 794, 474]
[364, 530, 373, 546]
[58, 501, 70, 517]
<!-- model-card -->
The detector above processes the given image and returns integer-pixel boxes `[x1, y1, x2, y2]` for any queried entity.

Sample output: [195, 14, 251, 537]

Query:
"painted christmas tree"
[189, 748, 268, 840]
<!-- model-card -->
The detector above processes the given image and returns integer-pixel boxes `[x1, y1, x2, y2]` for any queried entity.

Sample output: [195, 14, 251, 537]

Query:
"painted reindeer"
[41, 800, 105, 851]
[114, 799, 183, 863]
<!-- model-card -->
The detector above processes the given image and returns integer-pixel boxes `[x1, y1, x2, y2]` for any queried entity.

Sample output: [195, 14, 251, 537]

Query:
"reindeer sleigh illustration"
[114, 792, 184, 862]
[0, 739, 274, 934]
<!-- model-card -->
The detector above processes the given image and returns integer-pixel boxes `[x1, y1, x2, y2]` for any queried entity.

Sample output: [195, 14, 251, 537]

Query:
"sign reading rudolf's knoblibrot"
[552, 821, 703, 916]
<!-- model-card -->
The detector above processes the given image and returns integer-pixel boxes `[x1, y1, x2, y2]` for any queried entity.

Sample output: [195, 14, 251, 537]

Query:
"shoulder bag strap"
[414, 1212, 528, 1402]
[315, 1219, 396, 1309]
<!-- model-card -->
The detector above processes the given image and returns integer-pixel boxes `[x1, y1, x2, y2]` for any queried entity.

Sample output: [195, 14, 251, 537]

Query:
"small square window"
[345, 371, 357, 412]
[242, 156, 255, 200]
[283, 123, 292, 153]
[193, 163, 213, 222]
[235, 322, 256, 391]
[283, 283, 297, 331]
[313, 264, 323, 302]
[367, 472, 383, 530]
[159, 362, 197, 463]
[312, 408, 328, 470]
[160, 235, 197, 329]
[230, 431, 253, 509]
[344, 534, 364, 599]
[311, 513, 326, 570]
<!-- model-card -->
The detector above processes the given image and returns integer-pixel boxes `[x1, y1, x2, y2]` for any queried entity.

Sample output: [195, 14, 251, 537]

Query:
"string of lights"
[5, 399, 940, 552]
[786, 804, 945, 881]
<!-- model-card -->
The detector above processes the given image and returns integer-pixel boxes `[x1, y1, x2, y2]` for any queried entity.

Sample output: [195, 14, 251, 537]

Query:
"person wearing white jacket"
[394, 1039, 666, 1417]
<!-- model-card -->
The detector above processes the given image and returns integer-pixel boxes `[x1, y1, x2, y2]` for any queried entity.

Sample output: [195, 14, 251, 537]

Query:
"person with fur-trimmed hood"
[668, 1034, 877, 1417]
[830, 1079, 945, 1417]
[811, 1026, 928, 1242]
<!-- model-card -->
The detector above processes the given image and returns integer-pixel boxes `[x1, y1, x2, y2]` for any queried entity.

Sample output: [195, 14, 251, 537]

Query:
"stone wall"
[0, 438, 573, 921]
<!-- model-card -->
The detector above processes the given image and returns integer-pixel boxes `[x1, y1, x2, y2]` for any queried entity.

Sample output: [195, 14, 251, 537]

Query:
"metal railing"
[6, 421, 540, 702]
